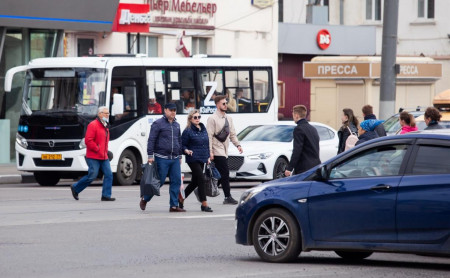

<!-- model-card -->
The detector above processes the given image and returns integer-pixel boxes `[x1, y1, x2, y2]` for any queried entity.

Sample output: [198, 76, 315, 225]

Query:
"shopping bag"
[206, 162, 221, 180]
[180, 173, 185, 199]
[140, 162, 161, 197]
[204, 164, 220, 197]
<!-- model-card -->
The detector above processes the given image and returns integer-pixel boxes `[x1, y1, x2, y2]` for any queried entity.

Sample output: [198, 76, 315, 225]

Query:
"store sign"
[316, 29, 331, 50]
[372, 63, 442, 78]
[112, 3, 150, 33]
[149, 0, 216, 30]
[304, 62, 442, 79]
[252, 0, 275, 9]
[304, 62, 371, 78]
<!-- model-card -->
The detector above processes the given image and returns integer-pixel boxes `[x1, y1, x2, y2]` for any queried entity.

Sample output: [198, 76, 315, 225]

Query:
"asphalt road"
[0, 181, 449, 278]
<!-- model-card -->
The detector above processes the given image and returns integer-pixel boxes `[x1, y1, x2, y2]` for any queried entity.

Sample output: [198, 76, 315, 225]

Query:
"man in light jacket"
[70, 106, 115, 201]
[207, 95, 243, 205]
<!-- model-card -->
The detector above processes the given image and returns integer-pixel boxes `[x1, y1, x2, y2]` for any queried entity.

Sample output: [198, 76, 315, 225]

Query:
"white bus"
[5, 55, 277, 186]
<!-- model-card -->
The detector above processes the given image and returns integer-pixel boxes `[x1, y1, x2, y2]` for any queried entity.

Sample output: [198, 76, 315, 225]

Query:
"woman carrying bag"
[179, 110, 213, 212]
[337, 108, 359, 154]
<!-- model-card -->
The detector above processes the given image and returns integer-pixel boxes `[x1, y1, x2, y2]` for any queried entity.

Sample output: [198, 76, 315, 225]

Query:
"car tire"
[252, 208, 301, 263]
[273, 157, 288, 180]
[114, 149, 137, 185]
[335, 251, 373, 260]
[34, 172, 60, 186]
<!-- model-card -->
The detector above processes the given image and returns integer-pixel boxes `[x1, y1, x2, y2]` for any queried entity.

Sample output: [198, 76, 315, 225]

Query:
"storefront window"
[0, 29, 60, 161]
[30, 31, 57, 60]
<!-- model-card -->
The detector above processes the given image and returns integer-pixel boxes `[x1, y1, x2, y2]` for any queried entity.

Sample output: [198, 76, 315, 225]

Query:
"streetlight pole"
[379, 0, 399, 120]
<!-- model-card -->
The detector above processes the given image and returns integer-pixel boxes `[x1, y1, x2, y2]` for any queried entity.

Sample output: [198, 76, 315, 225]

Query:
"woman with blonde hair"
[399, 111, 418, 134]
[179, 110, 212, 212]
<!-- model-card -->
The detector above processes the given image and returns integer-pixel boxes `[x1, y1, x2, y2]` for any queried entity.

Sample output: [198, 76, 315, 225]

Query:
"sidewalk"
[0, 163, 35, 184]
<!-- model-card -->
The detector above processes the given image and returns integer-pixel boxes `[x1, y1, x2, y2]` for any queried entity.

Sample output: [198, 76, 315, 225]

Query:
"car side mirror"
[315, 166, 328, 181]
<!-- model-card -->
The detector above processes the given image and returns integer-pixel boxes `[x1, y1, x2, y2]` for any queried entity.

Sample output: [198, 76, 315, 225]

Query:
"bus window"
[253, 70, 271, 112]
[198, 69, 224, 114]
[146, 69, 165, 114]
[225, 70, 251, 112]
[167, 69, 195, 114]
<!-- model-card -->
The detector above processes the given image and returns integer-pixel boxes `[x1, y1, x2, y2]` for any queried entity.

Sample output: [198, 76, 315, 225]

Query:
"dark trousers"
[185, 162, 206, 202]
[213, 156, 231, 198]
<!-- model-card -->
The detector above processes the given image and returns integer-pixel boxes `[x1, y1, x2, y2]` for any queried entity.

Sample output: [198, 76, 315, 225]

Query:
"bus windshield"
[22, 68, 106, 116]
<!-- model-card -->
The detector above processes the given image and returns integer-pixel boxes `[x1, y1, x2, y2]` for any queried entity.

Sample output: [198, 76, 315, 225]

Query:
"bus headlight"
[16, 133, 28, 148]
[247, 152, 273, 160]
[79, 138, 86, 149]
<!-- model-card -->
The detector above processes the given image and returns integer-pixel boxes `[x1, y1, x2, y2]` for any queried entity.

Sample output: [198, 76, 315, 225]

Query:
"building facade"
[279, 0, 449, 129]
[0, 0, 278, 162]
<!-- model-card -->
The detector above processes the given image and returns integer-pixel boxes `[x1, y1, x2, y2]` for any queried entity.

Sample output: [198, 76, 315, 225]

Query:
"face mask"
[102, 117, 109, 123]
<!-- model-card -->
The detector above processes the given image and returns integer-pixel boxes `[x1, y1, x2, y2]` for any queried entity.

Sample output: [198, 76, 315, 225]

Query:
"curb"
[0, 174, 35, 184]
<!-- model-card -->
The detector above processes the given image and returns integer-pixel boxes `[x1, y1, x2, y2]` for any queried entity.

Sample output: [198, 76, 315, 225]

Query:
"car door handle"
[370, 184, 391, 190]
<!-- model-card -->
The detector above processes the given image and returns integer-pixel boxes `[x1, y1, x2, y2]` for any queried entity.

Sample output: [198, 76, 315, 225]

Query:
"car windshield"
[22, 68, 107, 117]
[240, 125, 295, 142]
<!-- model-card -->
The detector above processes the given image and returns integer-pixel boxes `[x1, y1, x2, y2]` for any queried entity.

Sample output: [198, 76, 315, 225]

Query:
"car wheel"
[335, 251, 373, 260]
[252, 208, 301, 262]
[273, 157, 288, 180]
[114, 150, 137, 185]
[34, 172, 60, 186]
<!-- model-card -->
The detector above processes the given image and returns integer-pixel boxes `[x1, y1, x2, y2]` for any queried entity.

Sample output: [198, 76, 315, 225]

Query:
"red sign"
[112, 3, 151, 33]
[316, 29, 331, 50]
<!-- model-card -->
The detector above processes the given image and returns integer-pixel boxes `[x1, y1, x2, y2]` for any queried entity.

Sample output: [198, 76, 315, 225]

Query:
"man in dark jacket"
[284, 105, 321, 176]
[362, 104, 386, 137]
[140, 103, 185, 212]
[70, 106, 115, 201]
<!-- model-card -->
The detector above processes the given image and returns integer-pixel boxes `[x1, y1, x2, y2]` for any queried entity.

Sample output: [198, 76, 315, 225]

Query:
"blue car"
[235, 132, 450, 262]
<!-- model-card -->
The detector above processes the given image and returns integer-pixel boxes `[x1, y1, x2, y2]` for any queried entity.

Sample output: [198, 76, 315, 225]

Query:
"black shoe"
[101, 196, 116, 201]
[70, 185, 79, 200]
[139, 199, 147, 211]
[201, 205, 213, 212]
[223, 196, 238, 205]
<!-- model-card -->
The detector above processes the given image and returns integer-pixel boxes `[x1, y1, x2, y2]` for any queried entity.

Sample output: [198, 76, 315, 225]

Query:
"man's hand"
[284, 170, 292, 177]
[210, 152, 214, 161]
[237, 145, 243, 154]
[148, 158, 154, 164]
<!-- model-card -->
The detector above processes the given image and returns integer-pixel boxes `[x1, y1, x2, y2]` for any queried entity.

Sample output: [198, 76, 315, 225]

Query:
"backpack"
[344, 126, 358, 151]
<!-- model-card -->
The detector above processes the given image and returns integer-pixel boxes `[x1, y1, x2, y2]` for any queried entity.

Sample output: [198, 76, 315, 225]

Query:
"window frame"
[417, 0, 435, 19]
[365, 0, 382, 22]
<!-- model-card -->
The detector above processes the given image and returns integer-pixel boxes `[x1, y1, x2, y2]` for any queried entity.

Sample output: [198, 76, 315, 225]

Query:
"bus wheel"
[34, 172, 60, 186]
[114, 150, 137, 185]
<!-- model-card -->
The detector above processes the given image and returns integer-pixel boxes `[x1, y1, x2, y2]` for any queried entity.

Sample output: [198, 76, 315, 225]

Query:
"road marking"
[169, 214, 234, 219]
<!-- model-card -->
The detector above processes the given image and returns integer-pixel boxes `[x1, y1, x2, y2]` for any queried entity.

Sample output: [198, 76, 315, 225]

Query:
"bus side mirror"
[111, 94, 124, 116]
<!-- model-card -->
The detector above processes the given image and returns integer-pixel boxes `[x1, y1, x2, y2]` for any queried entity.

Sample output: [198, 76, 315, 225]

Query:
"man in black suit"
[284, 105, 321, 176]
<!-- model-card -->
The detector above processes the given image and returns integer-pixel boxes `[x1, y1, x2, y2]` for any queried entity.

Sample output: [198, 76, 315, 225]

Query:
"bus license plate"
[41, 154, 62, 160]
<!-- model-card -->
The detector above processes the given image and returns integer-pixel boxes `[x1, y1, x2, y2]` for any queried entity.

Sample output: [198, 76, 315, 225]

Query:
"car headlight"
[79, 138, 86, 149]
[239, 186, 266, 205]
[247, 152, 273, 160]
[16, 133, 28, 148]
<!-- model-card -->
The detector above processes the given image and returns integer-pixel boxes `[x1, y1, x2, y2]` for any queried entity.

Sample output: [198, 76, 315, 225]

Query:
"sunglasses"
[193, 115, 201, 120]
[221, 102, 228, 106]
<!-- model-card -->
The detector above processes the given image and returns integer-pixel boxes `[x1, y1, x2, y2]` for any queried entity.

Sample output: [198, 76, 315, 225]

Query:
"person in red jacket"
[70, 106, 115, 201]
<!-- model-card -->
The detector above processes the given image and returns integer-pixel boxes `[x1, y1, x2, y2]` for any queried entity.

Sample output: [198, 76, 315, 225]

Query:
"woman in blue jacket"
[180, 110, 212, 212]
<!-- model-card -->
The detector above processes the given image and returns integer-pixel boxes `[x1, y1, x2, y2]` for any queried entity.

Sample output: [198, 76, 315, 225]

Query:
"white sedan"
[228, 122, 338, 180]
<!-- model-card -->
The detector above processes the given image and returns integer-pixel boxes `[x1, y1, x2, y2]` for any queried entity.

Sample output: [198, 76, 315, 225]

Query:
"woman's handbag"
[204, 164, 220, 197]
[140, 162, 161, 197]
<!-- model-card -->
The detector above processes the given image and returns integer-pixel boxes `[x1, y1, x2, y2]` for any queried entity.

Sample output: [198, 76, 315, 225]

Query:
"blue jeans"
[72, 158, 113, 198]
[143, 156, 181, 208]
